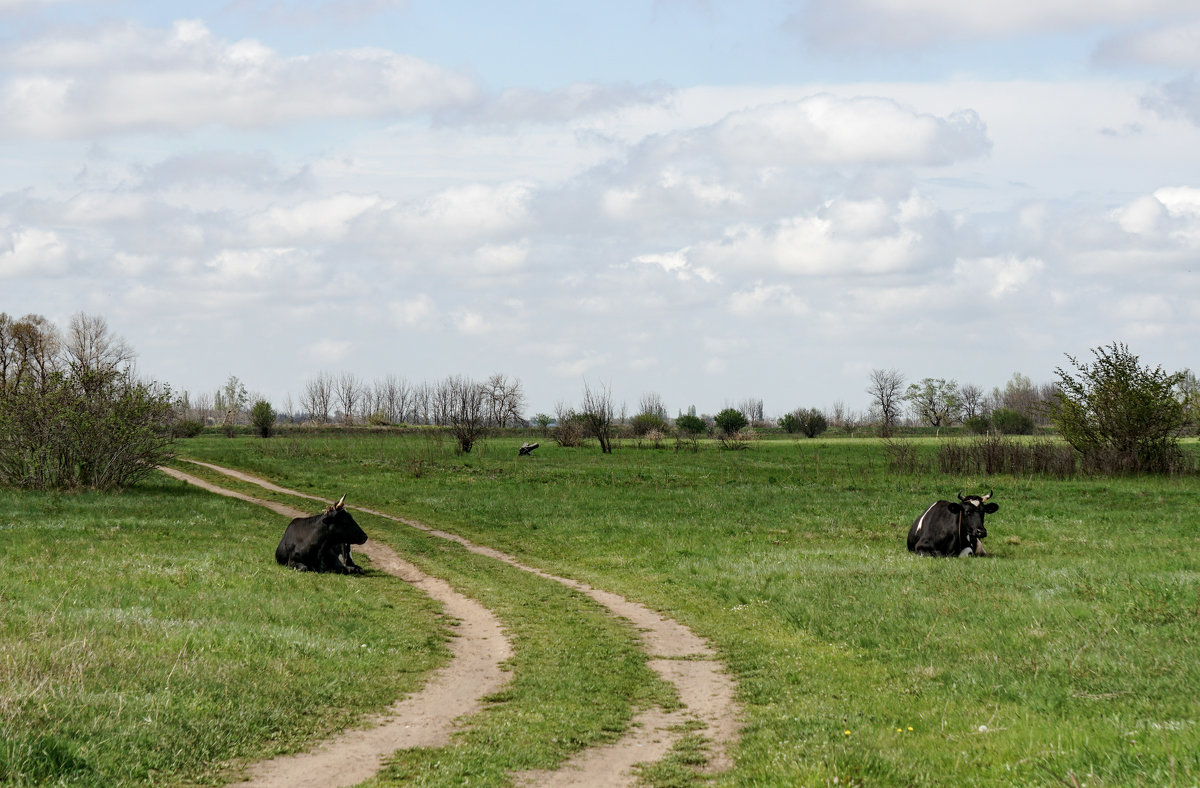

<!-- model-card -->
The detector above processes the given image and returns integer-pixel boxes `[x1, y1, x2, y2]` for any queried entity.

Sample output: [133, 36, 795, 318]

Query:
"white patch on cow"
[915, 501, 938, 533]
[959, 546, 974, 557]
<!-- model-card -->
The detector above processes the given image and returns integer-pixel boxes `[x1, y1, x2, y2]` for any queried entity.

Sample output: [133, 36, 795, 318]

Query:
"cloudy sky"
[2, 0, 1198, 418]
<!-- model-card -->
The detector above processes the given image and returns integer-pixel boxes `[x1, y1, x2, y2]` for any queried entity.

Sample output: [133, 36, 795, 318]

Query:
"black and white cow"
[275, 494, 368, 573]
[907, 491, 998, 557]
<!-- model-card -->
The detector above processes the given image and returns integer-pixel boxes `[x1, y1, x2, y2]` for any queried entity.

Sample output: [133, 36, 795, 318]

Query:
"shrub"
[250, 400, 275, 438]
[630, 412, 669, 437]
[173, 419, 205, 438]
[964, 415, 990, 435]
[935, 435, 1077, 478]
[778, 413, 800, 434]
[1049, 342, 1188, 474]
[991, 408, 1033, 435]
[796, 408, 828, 438]
[674, 413, 706, 436]
[714, 408, 748, 436]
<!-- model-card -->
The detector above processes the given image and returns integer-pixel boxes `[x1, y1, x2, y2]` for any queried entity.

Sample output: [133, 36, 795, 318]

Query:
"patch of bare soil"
[165, 462, 742, 785]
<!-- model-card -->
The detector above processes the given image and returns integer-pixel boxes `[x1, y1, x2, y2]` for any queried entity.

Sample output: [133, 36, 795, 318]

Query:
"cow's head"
[948, 490, 998, 544]
[323, 494, 368, 545]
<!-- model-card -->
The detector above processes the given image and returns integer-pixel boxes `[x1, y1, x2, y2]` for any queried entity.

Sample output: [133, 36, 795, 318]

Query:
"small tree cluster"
[779, 408, 828, 438]
[0, 313, 173, 490]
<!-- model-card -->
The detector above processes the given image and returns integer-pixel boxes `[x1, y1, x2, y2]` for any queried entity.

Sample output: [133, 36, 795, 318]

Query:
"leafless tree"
[580, 380, 616, 453]
[433, 374, 488, 452]
[193, 391, 214, 424]
[335, 371, 362, 424]
[64, 313, 133, 389]
[374, 374, 411, 424]
[959, 383, 986, 420]
[484, 373, 526, 427]
[738, 397, 765, 424]
[302, 371, 334, 424]
[867, 368, 906, 436]
[638, 391, 668, 420]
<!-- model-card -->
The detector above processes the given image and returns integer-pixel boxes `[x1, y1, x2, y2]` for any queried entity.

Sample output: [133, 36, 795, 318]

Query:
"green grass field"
[5, 431, 1199, 786]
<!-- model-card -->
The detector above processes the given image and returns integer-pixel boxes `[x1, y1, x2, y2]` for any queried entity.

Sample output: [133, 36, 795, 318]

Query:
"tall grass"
[172, 432, 1200, 786]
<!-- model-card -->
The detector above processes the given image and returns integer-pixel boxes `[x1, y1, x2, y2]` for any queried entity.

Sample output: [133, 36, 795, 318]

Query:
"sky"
[2, 0, 1199, 419]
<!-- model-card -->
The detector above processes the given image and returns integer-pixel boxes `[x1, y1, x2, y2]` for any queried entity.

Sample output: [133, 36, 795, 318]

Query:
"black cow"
[275, 494, 368, 573]
[907, 491, 998, 557]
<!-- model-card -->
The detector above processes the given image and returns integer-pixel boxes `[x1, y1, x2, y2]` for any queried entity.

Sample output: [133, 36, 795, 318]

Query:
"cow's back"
[908, 500, 957, 555]
[275, 514, 320, 566]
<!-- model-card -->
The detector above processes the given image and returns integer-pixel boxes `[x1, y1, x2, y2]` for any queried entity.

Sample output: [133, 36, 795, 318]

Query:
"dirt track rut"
[162, 461, 741, 786]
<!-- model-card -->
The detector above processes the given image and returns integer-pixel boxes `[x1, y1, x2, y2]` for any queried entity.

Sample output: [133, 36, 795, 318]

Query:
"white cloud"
[306, 338, 352, 363]
[248, 194, 389, 244]
[952, 255, 1044, 298]
[0, 227, 75, 277]
[454, 310, 488, 336]
[799, 0, 1199, 50]
[703, 96, 990, 167]
[0, 19, 479, 138]
[633, 250, 718, 283]
[1097, 21, 1200, 68]
[728, 283, 808, 317]
[684, 191, 942, 277]
[390, 294, 435, 327]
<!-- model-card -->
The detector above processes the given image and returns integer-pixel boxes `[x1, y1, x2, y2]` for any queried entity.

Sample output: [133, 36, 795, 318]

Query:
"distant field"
[172, 431, 1200, 787]
[5, 431, 1198, 786]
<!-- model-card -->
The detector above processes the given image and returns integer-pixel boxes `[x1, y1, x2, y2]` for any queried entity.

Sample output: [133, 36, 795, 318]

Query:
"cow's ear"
[982, 503, 999, 514]
[947, 502, 962, 514]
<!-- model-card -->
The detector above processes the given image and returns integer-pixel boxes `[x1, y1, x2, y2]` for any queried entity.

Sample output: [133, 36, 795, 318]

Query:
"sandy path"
[169, 461, 742, 785]
[157, 466, 513, 788]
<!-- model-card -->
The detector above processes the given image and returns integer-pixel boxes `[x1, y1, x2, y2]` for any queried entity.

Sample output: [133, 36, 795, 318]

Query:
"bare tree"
[433, 375, 488, 452]
[638, 391, 668, 420]
[302, 371, 334, 424]
[64, 313, 133, 390]
[959, 383, 986, 420]
[484, 373, 526, 427]
[580, 380, 615, 453]
[335, 371, 362, 424]
[867, 368, 906, 436]
[375, 374, 410, 424]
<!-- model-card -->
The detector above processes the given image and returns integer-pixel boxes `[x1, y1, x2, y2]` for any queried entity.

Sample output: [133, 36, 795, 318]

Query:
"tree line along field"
[6, 431, 1200, 786]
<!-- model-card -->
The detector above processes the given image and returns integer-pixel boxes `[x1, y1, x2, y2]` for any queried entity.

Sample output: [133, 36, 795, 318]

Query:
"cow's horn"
[957, 491, 966, 502]
[982, 490, 993, 501]
[335, 494, 346, 509]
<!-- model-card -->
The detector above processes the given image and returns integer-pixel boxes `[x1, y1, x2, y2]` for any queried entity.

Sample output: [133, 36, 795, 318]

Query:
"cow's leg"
[287, 557, 313, 571]
[341, 544, 363, 574]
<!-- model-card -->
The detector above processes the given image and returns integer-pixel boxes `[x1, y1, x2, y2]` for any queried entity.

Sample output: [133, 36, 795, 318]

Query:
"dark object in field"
[519, 442, 540, 456]
[275, 494, 368, 573]
[907, 491, 998, 557]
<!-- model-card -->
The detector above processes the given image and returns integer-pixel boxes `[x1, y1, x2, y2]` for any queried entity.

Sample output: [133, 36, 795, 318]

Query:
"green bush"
[674, 413, 706, 436]
[250, 400, 275, 438]
[991, 408, 1033, 435]
[795, 408, 828, 438]
[714, 408, 748, 435]
[1050, 342, 1189, 473]
[173, 419, 205, 438]
[964, 415, 990, 435]
[778, 413, 800, 434]
[0, 371, 173, 490]
[630, 412, 669, 436]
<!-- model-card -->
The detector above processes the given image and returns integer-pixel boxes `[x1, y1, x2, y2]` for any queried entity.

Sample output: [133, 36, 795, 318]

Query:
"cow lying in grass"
[275, 494, 368, 573]
[907, 491, 999, 557]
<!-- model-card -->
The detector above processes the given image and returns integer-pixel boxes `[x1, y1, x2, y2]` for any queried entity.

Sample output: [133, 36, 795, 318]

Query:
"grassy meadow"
[5, 429, 1199, 786]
